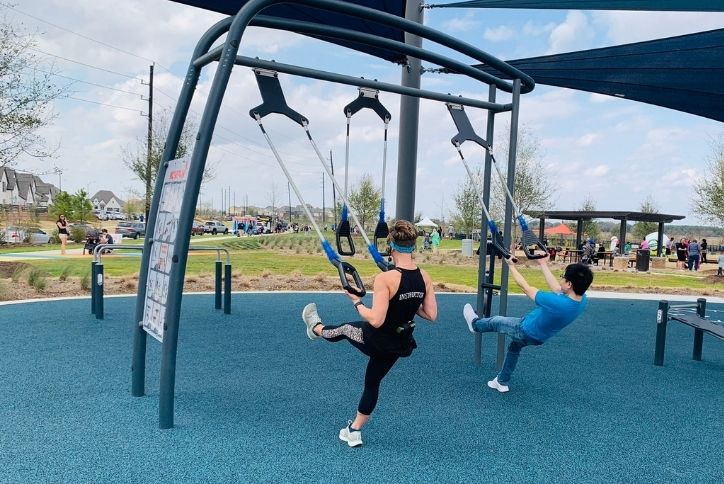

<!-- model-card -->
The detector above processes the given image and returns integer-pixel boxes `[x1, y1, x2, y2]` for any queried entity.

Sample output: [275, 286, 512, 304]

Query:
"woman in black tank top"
[301, 220, 438, 447]
[56, 214, 68, 255]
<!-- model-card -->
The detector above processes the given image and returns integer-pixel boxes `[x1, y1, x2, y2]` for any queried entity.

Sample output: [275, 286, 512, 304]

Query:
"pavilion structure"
[526, 210, 685, 256]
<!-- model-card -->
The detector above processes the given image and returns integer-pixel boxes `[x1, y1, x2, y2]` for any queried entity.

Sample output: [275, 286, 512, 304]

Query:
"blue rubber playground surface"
[0, 292, 722, 483]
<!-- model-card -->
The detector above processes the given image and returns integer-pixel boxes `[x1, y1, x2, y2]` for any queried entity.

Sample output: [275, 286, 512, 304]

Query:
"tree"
[73, 189, 93, 223]
[0, 17, 63, 166]
[348, 174, 381, 231]
[452, 165, 483, 238]
[48, 189, 92, 222]
[632, 196, 658, 240]
[692, 131, 724, 228]
[579, 197, 600, 242]
[123, 109, 215, 218]
[491, 125, 556, 240]
[49, 191, 75, 220]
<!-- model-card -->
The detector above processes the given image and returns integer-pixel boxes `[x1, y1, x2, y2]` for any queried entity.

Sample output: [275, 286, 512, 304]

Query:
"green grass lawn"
[2, 233, 721, 295]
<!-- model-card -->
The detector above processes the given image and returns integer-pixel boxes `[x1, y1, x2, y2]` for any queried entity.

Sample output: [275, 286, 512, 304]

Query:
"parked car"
[204, 220, 229, 235]
[69, 223, 100, 240]
[115, 221, 146, 239]
[191, 221, 205, 236]
[0, 227, 51, 244]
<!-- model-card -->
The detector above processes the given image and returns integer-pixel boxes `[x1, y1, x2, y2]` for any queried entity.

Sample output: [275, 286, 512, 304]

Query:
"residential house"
[91, 190, 125, 216]
[0, 167, 60, 208]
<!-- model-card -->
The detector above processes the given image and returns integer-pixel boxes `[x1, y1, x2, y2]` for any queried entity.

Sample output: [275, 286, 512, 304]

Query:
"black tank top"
[363, 267, 426, 357]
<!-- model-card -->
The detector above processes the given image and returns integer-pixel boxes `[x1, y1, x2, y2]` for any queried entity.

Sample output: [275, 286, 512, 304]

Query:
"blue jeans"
[687, 254, 699, 270]
[472, 316, 542, 384]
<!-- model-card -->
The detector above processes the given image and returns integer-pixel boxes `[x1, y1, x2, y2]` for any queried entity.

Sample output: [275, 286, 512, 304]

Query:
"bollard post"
[693, 298, 706, 361]
[224, 263, 231, 314]
[91, 260, 97, 314]
[215, 260, 222, 310]
[654, 300, 668, 366]
[95, 263, 105, 320]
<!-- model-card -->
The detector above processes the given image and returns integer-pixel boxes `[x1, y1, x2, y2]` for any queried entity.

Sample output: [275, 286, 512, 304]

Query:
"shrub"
[11, 265, 28, 282]
[59, 265, 72, 281]
[27, 268, 47, 292]
[70, 226, 86, 243]
[80, 271, 91, 291]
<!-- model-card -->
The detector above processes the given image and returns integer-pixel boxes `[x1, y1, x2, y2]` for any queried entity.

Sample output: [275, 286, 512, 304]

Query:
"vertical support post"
[693, 298, 706, 361]
[575, 219, 584, 257]
[95, 263, 105, 320]
[395, 0, 424, 221]
[654, 300, 668, 366]
[215, 260, 222, 310]
[224, 263, 232, 315]
[497, 78, 521, 370]
[656, 222, 665, 257]
[618, 219, 627, 253]
[474, 85, 496, 366]
[91, 260, 97, 314]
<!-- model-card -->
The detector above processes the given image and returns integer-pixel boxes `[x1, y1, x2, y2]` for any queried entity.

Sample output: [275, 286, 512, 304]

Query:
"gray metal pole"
[395, 0, 423, 221]
[131, 17, 233, 401]
[91, 260, 97, 315]
[474, 85, 496, 366]
[654, 300, 668, 366]
[224, 263, 232, 315]
[95, 263, 104, 320]
[497, 78, 522, 370]
[215, 260, 222, 310]
[693, 298, 706, 360]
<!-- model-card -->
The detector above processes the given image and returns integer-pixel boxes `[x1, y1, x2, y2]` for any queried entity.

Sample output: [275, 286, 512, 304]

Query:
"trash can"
[462, 239, 473, 257]
[636, 249, 650, 272]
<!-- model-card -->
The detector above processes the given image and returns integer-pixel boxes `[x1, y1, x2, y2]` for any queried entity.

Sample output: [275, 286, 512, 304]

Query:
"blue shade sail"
[463, 29, 724, 122]
[168, 0, 409, 63]
[433, 0, 724, 11]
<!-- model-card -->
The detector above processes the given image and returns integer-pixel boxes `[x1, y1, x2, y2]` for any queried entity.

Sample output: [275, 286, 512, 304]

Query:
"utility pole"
[330, 150, 337, 228]
[143, 64, 154, 222]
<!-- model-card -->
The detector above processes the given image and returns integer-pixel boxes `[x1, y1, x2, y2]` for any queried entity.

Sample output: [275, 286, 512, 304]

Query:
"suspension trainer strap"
[344, 88, 393, 257]
[249, 69, 365, 296]
[304, 123, 393, 272]
[447, 103, 547, 260]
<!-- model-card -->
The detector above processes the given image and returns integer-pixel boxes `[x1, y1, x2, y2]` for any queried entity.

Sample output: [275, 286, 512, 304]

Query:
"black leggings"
[320, 321, 399, 416]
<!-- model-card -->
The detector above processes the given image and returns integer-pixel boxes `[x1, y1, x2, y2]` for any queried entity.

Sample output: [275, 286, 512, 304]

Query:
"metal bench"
[655, 299, 724, 366]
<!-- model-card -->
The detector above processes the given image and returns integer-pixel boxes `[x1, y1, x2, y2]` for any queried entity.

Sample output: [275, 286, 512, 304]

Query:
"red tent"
[545, 224, 573, 235]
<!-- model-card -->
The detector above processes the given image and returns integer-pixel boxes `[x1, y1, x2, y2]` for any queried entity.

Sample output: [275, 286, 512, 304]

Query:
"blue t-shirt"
[521, 291, 588, 342]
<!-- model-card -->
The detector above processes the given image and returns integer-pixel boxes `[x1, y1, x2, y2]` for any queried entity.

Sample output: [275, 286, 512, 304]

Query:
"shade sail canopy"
[545, 223, 573, 235]
[433, 1, 724, 11]
[169, 0, 408, 63]
[462, 29, 724, 122]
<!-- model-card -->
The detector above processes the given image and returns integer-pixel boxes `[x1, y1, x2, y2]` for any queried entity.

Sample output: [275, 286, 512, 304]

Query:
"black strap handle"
[335, 219, 355, 256]
[331, 259, 366, 297]
[249, 69, 308, 125]
[446, 103, 488, 150]
[521, 229, 549, 260]
[373, 221, 390, 257]
[344, 88, 391, 122]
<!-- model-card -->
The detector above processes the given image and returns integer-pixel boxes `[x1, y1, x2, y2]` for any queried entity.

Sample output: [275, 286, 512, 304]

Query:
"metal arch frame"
[131, 0, 532, 429]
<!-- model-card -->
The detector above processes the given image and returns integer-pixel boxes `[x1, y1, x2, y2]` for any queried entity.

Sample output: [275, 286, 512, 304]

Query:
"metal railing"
[90, 244, 232, 319]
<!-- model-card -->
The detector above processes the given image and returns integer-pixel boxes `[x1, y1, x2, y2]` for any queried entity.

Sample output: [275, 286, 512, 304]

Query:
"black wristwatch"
[354, 301, 364, 309]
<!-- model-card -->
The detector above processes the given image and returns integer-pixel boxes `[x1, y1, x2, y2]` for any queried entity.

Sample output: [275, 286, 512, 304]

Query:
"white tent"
[645, 232, 670, 252]
[415, 217, 438, 228]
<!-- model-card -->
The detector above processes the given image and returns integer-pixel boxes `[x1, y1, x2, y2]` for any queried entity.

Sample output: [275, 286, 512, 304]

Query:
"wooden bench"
[654, 299, 724, 366]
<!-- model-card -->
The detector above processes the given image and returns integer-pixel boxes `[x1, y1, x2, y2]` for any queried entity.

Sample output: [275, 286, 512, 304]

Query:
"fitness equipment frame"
[131, 0, 534, 428]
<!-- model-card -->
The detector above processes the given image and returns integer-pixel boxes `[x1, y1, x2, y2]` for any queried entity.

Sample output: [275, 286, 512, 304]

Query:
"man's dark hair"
[564, 263, 594, 296]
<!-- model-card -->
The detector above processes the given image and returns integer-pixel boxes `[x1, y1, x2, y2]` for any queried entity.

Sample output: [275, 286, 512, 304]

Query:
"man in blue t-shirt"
[463, 254, 593, 393]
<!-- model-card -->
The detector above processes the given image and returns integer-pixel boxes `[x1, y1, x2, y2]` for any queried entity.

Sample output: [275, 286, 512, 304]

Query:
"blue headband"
[390, 241, 415, 253]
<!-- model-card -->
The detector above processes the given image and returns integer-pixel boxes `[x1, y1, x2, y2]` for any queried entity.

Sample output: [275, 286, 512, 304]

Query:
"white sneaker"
[301, 303, 322, 340]
[463, 303, 478, 333]
[339, 421, 363, 447]
[487, 377, 509, 393]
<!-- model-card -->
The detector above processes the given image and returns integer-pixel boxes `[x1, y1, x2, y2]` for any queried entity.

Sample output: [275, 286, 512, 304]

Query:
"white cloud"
[593, 11, 724, 45]
[547, 11, 595, 54]
[576, 133, 600, 147]
[484, 26, 515, 43]
[442, 13, 480, 33]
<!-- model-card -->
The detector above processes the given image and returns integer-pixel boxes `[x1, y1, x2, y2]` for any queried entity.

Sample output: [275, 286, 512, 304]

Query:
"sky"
[4, 1, 724, 225]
